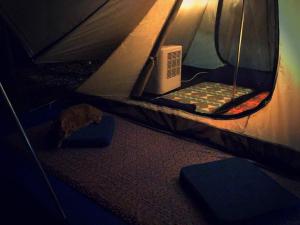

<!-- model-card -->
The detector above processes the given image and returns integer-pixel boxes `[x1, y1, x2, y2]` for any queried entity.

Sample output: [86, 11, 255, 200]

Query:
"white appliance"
[145, 45, 182, 95]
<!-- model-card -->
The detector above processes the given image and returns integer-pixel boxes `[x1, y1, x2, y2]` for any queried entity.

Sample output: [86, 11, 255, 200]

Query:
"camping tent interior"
[0, 0, 299, 169]
[0, 0, 299, 166]
[0, 0, 278, 117]
[1, 0, 300, 224]
[141, 0, 278, 116]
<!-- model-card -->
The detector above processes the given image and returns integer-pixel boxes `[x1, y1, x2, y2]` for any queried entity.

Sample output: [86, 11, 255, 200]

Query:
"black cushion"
[62, 115, 115, 148]
[180, 158, 300, 224]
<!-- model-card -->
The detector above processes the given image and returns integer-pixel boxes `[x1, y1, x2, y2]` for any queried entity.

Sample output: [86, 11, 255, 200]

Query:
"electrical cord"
[181, 71, 208, 83]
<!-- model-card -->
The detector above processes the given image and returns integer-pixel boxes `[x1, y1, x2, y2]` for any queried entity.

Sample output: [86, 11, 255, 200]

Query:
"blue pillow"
[180, 158, 300, 224]
[62, 115, 115, 148]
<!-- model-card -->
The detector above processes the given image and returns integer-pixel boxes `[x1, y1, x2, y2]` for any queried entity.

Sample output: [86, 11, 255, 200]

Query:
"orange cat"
[55, 104, 102, 148]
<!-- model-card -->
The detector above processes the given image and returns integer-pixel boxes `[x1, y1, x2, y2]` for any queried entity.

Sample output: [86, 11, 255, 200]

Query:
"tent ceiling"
[37, 0, 156, 63]
[0, 0, 108, 57]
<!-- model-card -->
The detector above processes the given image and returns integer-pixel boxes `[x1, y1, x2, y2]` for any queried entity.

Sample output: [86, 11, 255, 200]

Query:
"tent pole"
[0, 82, 67, 222]
[232, 0, 246, 100]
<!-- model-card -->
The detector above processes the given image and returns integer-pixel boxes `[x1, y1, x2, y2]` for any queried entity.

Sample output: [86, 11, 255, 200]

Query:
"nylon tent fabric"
[184, 0, 224, 69]
[183, 0, 277, 91]
[77, 0, 278, 108]
[76, 0, 300, 170]
[78, 0, 178, 98]
[162, 0, 225, 68]
[0, 0, 156, 63]
[216, 0, 277, 72]
[115, 0, 300, 159]
[37, 0, 156, 63]
[204, 0, 300, 152]
[0, 0, 108, 57]
[2, 0, 298, 170]
[163, 0, 209, 57]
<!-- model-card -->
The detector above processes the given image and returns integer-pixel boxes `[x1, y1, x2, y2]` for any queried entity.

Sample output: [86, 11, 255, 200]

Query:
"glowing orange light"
[181, 0, 208, 10]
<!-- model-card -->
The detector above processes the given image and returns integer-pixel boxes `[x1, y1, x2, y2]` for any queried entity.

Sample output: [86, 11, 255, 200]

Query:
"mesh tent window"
[147, 0, 279, 118]
[215, 0, 279, 92]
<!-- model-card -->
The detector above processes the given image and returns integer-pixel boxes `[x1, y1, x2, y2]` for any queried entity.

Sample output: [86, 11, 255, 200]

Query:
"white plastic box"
[145, 45, 182, 95]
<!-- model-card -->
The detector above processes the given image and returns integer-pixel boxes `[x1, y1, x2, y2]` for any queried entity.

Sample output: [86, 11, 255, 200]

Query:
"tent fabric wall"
[217, 0, 277, 72]
[0, 0, 156, 63]
[163, 0, 208, 56]
[206, 0, 300, 152]
[113, 0, 300, 155]
[183, 0, 224, 69]
[78, 0, 300, 170]
[78, 0, 177, 98]
[0, 0, 108, 57]
[37, 0, 156, 63]
[244, 0, 300, 150]
[2, 0, 299, 169]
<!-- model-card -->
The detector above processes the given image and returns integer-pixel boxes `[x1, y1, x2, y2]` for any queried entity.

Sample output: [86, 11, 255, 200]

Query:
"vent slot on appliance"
[167, 51, 181, 79]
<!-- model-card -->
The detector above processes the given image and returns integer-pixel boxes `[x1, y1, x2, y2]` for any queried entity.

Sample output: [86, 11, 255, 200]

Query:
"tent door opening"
[140, 0, 278, 118]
